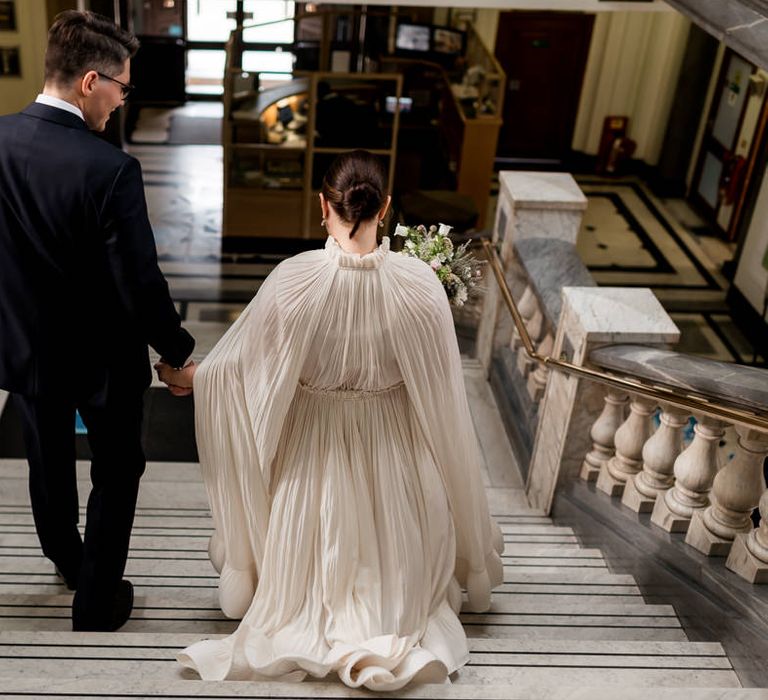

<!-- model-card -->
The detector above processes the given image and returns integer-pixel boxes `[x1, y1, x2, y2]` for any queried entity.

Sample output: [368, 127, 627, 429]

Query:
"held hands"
[154, 359, 196, 397]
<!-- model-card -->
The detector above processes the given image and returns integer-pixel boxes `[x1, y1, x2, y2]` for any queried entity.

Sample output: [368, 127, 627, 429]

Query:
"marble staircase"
[0, 456, 754, 698]
[0, 372, 759, 697]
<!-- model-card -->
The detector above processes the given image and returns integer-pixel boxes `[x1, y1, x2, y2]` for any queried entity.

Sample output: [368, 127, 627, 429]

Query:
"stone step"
[494, 515, 553, 523]
[0, 679, 763, 699]
[0, 591, 681, 616]
[0, 562, 639, 599]
[499, 524, 574, 535]
[0, 515, 571, 538]
[0, 553, 629, 581]
[0, 545, 609, 568]
[0, 506, 555, 533]
[501, 556, 607, 568]
[0, 593, 684, 640]
[504, 532, 579, 546]
[0, 632, 739, 687]
[0, 579, 646, 604]
[0, 478, 210, 511]
[0, 461, 545, 518]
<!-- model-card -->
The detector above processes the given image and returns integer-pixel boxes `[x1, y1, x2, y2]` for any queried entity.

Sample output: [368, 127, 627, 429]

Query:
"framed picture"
[0, 46, 20, 76]
[0, 1, 16, 31]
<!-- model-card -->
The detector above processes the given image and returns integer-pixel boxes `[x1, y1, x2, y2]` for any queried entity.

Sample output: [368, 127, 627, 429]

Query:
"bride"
[155, 149, 503, 691]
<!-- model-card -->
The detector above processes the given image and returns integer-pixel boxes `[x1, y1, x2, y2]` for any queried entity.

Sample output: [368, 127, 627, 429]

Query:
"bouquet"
[394, 223, 484, 308]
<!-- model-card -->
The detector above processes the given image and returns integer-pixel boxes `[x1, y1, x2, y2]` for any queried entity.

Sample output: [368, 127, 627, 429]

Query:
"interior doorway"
[494, 11, 594, 166]
[186, 0, 295, 96]
[690, 48, 768, 241]
[128, 0, 295, 100]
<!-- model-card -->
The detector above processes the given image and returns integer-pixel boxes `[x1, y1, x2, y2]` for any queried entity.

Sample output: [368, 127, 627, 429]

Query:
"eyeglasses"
[96, 72, 134, 99]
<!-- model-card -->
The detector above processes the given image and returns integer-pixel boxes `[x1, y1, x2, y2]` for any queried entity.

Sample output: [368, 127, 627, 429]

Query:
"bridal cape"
[178, 236, 504, 690]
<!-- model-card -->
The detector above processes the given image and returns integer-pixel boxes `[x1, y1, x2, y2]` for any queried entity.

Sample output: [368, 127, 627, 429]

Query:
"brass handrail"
[481, 239, 768, 432]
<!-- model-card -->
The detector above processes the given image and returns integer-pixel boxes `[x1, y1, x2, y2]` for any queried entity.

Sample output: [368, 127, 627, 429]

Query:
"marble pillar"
[526, 287, 680, 513]
[476, 172, 587, 373]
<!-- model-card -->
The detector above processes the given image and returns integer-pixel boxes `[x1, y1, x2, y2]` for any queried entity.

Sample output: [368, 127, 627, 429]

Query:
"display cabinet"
[223, 31, 402, 239]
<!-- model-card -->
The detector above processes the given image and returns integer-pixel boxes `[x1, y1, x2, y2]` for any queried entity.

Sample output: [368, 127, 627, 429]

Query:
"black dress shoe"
[72, 580, 134, 632]
[54, 566, 77, 591]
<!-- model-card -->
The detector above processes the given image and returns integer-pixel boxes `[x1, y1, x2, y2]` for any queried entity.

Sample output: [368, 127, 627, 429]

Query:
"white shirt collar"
[35, 94, 85, 122]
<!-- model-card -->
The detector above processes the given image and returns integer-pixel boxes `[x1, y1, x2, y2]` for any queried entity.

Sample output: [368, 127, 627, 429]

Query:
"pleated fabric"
[178, 236, 503, 690]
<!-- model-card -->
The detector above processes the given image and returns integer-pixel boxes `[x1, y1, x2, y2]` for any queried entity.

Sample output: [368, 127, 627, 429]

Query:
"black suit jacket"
[0, 102, 194, 397]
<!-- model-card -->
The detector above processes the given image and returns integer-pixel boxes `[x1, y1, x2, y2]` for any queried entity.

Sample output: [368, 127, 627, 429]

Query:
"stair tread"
[0, 630, 726, 654]
[0, 556, 633, 583]
[0, 678, 758, 699]
[0, 592, 681, 615]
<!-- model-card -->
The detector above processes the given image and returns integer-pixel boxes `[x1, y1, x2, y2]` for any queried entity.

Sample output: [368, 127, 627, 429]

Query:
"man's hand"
[154, 359, 196, 395]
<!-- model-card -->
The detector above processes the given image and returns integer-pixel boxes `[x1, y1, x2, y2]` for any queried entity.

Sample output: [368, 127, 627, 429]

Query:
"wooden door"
[494, 11, 593, 164]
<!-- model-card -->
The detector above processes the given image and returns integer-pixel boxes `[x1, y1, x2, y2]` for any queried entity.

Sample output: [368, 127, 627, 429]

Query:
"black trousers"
[14, 377, 147, 625]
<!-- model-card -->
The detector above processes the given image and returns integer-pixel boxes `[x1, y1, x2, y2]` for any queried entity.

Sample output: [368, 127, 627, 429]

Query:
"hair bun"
[320, 150, 388, 238]
[344, 182, 379, 215]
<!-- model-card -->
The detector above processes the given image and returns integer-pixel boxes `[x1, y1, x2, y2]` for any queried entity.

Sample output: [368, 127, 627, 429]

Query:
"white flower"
[394, 224, 410, 237]
[438, 223, 453, 236]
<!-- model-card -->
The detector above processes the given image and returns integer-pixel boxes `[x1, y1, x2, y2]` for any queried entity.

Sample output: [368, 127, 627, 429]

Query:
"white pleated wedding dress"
[178, 236, 503, 691]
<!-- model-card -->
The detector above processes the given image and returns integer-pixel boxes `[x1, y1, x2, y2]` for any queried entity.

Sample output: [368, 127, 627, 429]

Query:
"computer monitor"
[432, 27, 465, 56]
[395, 23, 431, 53]
[385, 96, 413, 114]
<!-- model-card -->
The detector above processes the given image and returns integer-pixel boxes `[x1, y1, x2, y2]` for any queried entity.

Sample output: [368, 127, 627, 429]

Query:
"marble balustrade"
[580, 345, 768, 584]
[475, 170, 768, 588]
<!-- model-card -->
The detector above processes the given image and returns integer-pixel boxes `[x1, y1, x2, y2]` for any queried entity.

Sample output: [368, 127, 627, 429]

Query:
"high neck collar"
[324, 235, 390, 269]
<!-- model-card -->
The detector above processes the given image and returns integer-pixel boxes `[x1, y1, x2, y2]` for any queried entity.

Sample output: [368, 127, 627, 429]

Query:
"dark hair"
[321, 150, 387, 238]
[45, 10, 139, 86]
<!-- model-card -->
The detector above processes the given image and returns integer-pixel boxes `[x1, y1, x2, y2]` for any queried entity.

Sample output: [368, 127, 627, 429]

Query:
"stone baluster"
[580, 389, 629, 482]
[517, 304, 545, 379]
[686, 427, 768, 556]
[509, 284, 534, 354]
[622, 405, 689, 513]
[728, 476, 768, 583]
[597, 395, 657, 497]
[527, 331, 554, 402]
[512, 287, 543, 384]
[650, 415, 726, 533]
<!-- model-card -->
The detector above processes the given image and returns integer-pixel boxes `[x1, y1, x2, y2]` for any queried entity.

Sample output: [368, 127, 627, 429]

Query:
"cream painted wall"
[571, 10, 691, 166]
[0, 0, 48, 115]
[473, 9, 499, 52]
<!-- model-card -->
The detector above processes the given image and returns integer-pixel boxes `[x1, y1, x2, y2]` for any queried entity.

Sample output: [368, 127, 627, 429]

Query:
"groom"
[0, 11, 194, 631]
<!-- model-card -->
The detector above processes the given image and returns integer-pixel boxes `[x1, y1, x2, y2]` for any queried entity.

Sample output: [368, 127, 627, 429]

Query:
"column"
[476, 172, 587, 373]
[526, 287, 680, 513]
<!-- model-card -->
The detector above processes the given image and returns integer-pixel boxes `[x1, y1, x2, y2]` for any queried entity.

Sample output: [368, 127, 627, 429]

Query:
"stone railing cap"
[514, 237, 596, 326]
[589, 344, 768, 414]
[500, 171, 588, 211]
